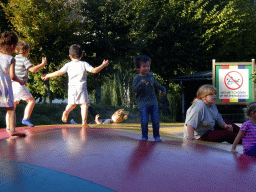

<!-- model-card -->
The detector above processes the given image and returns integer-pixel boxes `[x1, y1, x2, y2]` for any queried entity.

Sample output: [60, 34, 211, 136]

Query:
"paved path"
[0, 123, 254, 192]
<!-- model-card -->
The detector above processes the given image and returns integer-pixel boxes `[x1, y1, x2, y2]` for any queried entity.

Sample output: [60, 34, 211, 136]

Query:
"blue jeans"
[139, 105, 160, 139]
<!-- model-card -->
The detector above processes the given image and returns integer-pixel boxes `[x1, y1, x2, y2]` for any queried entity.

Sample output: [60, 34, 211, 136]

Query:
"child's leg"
[21, 97, 36, 126]
[6, 102, 18, 129]
[6, 107, 16, 133]
[150, 105, 160, 139]
[140, 107, 149, 139]
[245, 144, 256, 157]
[24, 97, 35, 120]
[62, 104, 76, 123]
[81, 104, 89, 125]
[198, 130, 239, 144]
[6, 107, 25, 137]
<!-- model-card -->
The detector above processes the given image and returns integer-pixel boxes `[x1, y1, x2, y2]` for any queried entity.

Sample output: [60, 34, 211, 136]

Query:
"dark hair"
[134, 55, 151, 68]
[15, 40, 29, 55]
[69, 44, 83, 59]
[0, 31, 18, 53]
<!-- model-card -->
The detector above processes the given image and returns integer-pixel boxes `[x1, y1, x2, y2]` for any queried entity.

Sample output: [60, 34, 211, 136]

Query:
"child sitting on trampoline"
[94, 109, 129, 124]
[232, 102, 256, 157]
[42, 44, 109, 126]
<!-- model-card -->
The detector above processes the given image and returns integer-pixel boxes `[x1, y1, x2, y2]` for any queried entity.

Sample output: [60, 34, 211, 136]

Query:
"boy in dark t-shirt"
[132, 55, 166, 142]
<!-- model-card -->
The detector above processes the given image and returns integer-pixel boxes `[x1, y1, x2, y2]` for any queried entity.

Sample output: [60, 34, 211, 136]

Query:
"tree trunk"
[95, 82, 102, 104]
[44, 80, 52, 103]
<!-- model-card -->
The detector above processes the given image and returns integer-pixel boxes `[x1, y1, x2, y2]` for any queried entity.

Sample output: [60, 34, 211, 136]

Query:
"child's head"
[0, 31, 18, 54]
[134, 55, 151, 75]
[69, 44, 83, 59]
[15, 40, 30, 55]
[111, 109, 129, 123]
[246, 102, 256, 118]
[197, 84, 217, 99]
[192, 84, 217, 104]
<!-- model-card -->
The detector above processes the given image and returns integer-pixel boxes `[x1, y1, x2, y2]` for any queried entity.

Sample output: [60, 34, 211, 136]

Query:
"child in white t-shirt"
[42, 44, 109, 126]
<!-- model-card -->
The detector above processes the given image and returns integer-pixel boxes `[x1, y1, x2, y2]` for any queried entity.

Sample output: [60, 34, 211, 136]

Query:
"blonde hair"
[111, 109, 129, 123]
[15, 40, 29, 55]
[192, 84, 217, 104]
[246, 102, 256, 117]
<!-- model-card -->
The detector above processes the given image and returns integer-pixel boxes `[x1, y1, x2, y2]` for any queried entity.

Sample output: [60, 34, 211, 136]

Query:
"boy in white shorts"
[41, 44, 109, 126]
[6, 40, 47, 128]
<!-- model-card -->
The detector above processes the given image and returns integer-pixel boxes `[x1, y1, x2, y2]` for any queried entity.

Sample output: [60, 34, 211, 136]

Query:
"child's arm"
[231, 130, 245, 153]
[41, 70, 64, 81]
[132, 76, 145, 92]
[218, 120, 233, 132]
[187, 125, 196, 140]
[153, 75, 166, 96]
[95, 114, 102, 124]
[91, 60, 109, 74]
[28, 57, 47, 73]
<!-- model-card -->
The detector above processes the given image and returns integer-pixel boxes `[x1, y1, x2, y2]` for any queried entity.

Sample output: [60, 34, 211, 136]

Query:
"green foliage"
[130, 0, 212, 84]
[0, 0, 11, 33]
[79, 0, 137, 103]
[203, 0, 256, 61]
[1, 0, 82, 101]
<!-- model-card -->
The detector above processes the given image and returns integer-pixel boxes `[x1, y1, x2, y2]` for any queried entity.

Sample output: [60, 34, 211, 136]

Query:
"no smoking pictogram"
[224, 71, 243, 90]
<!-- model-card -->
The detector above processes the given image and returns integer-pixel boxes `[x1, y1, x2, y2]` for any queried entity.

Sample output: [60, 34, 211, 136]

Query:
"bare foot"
[82, 123, 90, 128]
[62, 111, 69, 123]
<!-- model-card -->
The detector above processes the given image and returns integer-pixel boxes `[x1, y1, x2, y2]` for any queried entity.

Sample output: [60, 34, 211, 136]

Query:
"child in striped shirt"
[232, 102, 256, 156]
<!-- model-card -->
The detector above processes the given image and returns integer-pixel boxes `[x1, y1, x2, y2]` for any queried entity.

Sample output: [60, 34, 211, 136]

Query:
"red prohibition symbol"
[224, 71, 243, 90]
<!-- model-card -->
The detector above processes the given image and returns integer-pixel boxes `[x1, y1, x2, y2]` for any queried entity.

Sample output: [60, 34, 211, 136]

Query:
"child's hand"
[231, 148, 238, 154]
[42, 57, 47, 66]
[102, 60, 109, 67]
[142, 78, 148, 85]
[96, 114, 100, 119]
[41, 74, 48, 81]
[224, 124, 233, 132]
[159, 91, 165, 97]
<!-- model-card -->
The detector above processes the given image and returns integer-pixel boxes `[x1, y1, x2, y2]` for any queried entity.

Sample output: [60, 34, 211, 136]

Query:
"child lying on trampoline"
[94, 109, 129, 124]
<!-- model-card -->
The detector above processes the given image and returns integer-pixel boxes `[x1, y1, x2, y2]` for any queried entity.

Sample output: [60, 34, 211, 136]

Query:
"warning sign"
[224, 71, 243, 90]
[219, 69, 249, 99]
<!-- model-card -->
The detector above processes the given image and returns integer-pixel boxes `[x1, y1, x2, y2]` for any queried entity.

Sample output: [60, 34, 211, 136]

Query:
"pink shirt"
[240, 120, 256, 153]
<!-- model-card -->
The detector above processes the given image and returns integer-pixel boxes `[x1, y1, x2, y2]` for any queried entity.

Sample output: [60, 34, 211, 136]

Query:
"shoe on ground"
[155, 137, 162, 142]
[22, 119, 34, 127]
[141, 137, 148, 141]
[70, 119, 78, 124]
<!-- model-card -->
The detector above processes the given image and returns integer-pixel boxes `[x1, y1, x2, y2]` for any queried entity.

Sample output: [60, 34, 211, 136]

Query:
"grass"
[0, 102, 175, 128]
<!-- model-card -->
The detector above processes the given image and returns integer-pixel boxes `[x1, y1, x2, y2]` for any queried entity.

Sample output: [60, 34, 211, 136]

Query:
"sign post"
[213, 59, 255, 105]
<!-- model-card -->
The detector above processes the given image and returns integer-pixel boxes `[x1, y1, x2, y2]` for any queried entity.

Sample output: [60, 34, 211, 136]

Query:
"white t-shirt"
[60, 60, 93, 89]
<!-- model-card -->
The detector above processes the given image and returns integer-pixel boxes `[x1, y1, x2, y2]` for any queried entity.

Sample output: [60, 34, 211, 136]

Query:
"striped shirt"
[240, 120, 256, 153]
[14, 55, 33, 84]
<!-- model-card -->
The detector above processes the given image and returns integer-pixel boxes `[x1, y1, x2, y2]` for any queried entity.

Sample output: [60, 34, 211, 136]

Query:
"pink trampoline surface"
[0, 124, 256, 192]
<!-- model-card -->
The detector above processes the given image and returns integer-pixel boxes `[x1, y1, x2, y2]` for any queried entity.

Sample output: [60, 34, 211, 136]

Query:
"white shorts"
[68, 86, 89, 105]
[12, 81, 33, 102]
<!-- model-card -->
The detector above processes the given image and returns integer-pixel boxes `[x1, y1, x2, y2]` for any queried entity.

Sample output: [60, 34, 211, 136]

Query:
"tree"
[0, 0, 12, 33]
[130, 0, 212, 83]
[1, 0, 83, 102]
[203, 0, 256, 62]
[80, 0, 136, 104]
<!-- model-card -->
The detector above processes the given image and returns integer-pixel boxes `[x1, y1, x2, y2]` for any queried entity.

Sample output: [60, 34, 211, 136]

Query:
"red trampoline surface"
[0, 124, 256, 192]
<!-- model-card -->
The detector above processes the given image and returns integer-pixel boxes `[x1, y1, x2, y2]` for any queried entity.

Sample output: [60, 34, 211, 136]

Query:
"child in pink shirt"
[232, 102, 256, 156]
